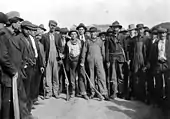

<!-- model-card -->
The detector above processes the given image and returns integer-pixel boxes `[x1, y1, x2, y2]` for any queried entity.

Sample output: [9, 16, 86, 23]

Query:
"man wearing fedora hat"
[123, 24, 137, 99]
[76, 23, 88, 42]
[106, 21, 126, 99]
[131, 23, 151, 102]
[80, 27, 109, 101]
[66, 28, 87, 99]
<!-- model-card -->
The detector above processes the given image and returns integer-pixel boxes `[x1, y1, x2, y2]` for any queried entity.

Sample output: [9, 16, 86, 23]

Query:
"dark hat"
[107, 28, 114, 33]
[127, 24, 136, 31]
[136, 24, 145, 29]
[49, 20, 57, 26]
[120, 28, 128, 33]
[144, 26, 150, 32]
[21, 21, 38, 31]
[39, 24, 46, 31]
[99, 31, 106, 36]
[6, 11, 23, 23]
[110, 21, 122, 28]
[76, 23, 87, 31]
[55, 26, 60, 32]
[68, 28, 78, 36]
[0, 12, 8, 24]
[151, 29, 158, 34]
[60, 28, 69, 34]
[157, 27, 167, 33]
[89, 27, 100, 33]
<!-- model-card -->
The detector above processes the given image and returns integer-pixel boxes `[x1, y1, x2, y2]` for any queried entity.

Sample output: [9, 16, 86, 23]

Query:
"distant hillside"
[70, 24, 110, 32]
[88, 24, 110, 31]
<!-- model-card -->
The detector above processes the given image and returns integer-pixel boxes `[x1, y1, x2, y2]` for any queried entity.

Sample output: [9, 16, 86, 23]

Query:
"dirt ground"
[32, 94, 164, 119]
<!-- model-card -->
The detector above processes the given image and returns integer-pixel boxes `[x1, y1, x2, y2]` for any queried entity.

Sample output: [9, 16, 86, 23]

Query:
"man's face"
[49, 23, 57, 33]
[70, 32, 78, 39]
[100, 34, 106, 41]
[78, 27, 85, 35]
[91, 32, 97, 39]
[145, 31, 150, 37]
[12, 21, 21, 33]
[129, 30, 136, 37]
[160, 32, 167, 40]
[112, 26, 120, 34]
[138, 28, 145, 35]
[85, 32, 91, 38]
[61, 33, 67, 38]
[152, 34, 158, 39]
[37, 28, 44, 35]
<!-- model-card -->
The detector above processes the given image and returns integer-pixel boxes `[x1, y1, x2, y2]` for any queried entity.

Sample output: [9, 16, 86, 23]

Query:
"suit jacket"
[19, 33, 36, 66]
[105, 33, 126, 63]
[0, 28, 21, 87]
[148, 38, 170, 73]
[41, 32, 62, 63]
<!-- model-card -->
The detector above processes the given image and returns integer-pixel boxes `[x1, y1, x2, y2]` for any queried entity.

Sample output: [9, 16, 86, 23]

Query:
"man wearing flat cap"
[41, 20, 62, 99]
[106, 21, 126, 99]
[147, 27, 170, 108]
[80, 27, 109, 101]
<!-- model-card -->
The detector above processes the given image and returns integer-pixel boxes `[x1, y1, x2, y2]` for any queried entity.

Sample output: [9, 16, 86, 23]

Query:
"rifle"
[61, 61, 70, 101]
[83, 68, 104, 100]
[12, 74, 20, 119]
[43, 75, 46, 100]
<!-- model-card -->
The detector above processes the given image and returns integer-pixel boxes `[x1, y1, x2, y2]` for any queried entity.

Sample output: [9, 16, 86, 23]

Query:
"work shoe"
[90, 92, 95, 99]
[103, 95, 110, 101]
[110, 94, 117, 100]
[70, 91, 75, 98]
[98, 95, 105, 101]
[82, 95, 89, 100]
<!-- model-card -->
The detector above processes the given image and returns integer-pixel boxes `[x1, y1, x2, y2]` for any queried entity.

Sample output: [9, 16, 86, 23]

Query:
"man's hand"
[59, 53, 65, 59]
[106, 62, 110, 69]
[24, 65, 28, 69]
[40, 67, 44, 73]
[13, 72, 18, 80]
[127, 60, 131, 65]
[80, 63, 84, 67]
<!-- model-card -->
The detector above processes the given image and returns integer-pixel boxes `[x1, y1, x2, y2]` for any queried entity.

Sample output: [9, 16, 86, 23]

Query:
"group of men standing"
[0, 10, 170, 119]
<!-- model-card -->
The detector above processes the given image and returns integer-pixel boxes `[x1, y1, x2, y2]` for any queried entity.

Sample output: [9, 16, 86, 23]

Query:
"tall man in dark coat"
[41, 20, 61, 99]
[132, 24, 149, 102]
[0, 11, 37, 119]
[0, 12, 18, 119]
[19, 21, 38, 113]
[147, 27, 170, 108]
[124, 24, 136, 99]
[105, 21, 126, 99]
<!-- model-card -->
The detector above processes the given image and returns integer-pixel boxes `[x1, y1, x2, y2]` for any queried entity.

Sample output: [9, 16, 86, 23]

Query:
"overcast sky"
[1, 0, 170, 29]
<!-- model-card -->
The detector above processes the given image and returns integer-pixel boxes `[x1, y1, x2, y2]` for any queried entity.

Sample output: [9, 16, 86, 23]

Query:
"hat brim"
[109, 25, 122, 29]
[68, 30, 78, 36]
[39, 27, 46, 31]
[127, 28, 136, 31]
[76, 26, 87, 31]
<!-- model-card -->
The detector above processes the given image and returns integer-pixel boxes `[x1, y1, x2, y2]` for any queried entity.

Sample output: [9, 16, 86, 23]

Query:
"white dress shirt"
[29, 35, 38, 58]
[158, 39, 166, 60]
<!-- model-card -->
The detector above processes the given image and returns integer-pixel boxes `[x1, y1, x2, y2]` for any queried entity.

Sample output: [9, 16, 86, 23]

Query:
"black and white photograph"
[0, 0, 170, 119]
